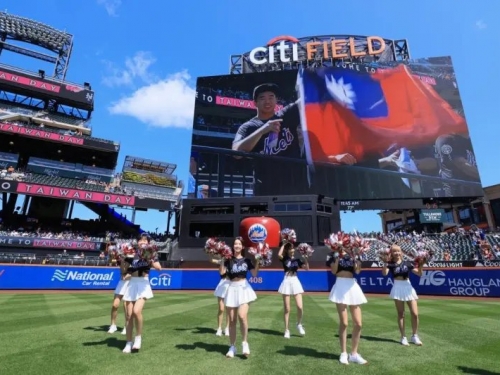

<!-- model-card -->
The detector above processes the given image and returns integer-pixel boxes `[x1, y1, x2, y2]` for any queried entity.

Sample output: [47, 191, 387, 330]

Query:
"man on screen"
[435, 133, 479, 196]
[232, 83, 355, 196]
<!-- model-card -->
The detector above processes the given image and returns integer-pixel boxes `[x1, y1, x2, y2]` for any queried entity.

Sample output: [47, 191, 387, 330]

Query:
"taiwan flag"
[297, 64, 467, 164]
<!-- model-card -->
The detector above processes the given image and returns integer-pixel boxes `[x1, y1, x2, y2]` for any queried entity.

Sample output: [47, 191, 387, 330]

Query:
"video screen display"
[122, 169, 177, 188]
[189, 56, 483, 200]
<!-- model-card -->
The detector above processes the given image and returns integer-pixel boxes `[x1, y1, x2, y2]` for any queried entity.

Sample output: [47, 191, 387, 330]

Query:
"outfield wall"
[0, 265, 499, 297]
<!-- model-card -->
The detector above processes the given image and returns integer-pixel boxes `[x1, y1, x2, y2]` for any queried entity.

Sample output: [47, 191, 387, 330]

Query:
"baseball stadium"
[0, 9, 499, 375]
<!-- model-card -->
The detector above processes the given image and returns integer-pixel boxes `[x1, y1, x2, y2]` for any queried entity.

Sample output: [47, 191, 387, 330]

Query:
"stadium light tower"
[0, 11, 73, 79]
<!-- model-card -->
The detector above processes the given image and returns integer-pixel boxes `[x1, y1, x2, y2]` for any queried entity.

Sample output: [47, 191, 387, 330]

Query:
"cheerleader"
[107, 241, 129, 334]
[122, 234, 161, 354]
[210, 257, 230, 336]
[108, 257, 130, 334]
[382, 245, 424, 346]
[278, 242, 308, 338]
[220, 237, 259, 358]
[326, 251, 367, 365]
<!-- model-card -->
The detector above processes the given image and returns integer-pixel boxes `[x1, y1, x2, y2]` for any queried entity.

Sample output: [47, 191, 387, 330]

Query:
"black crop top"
[126, 256, 158, 277]
[224, 257, 254, 280]
[326, 252, 356, 274]
[282, 256, 304, 274]
[387, 261, 414, 279]
[120, 257, 133, 276]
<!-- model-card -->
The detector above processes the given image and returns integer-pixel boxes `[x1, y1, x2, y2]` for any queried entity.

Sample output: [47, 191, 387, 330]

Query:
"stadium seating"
[24, 173, 108, 192]
[0, 225, 497, 269]
[0, 114, 117, 146]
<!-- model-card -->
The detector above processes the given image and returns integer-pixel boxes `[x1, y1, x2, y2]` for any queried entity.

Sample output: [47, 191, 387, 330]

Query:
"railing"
[0, 62, 87, 89]
[0, 255, 181, 268]
[190, 145, 483, 200]
[0, 120, 119, 146]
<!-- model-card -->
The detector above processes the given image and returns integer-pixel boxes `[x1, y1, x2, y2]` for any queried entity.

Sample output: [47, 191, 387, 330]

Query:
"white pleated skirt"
[390, 279, 418, 301]
[214, 278, 230, 298]
[329, 277, 367, 306]
[224, 279, 257, 308]
[123, 276, 154, 302]
[278, 275, 304, 295]
[113, 279, 129, 296]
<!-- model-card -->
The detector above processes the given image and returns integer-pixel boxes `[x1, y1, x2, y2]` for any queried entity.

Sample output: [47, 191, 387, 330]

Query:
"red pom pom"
[248, 242, 273, 267]
[297, 243, 314, 258]
[121, 243, 135, 258]
[204, 237, 220, 255]
[219, 244, 233, 259]
[281, 228, 297, 243]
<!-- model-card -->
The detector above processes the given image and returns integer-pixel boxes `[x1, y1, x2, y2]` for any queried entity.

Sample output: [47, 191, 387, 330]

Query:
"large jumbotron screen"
[188, 56, 483, 200]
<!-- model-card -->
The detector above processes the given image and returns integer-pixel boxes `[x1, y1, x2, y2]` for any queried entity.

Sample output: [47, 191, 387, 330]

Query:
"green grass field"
[1, 292, 499, 375]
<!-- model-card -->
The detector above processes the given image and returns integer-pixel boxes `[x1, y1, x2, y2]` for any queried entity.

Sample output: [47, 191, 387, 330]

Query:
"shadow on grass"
[173, 327, 216, 334]
[83, 325, 112, 332]
[82, 337, 124, 350]
[457, 367, 500, 375]
[249, 328, 287, 337]
[335, 334, 399, 344]
[276, 345, 337, 360]
[175, 342, 227, 355]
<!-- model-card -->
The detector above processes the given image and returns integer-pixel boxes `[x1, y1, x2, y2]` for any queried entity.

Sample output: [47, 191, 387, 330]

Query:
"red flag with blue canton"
[298, 64, 467, 163]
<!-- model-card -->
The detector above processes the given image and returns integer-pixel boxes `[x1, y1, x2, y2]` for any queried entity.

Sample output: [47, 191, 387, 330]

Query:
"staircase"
[80, 201, 143, 234]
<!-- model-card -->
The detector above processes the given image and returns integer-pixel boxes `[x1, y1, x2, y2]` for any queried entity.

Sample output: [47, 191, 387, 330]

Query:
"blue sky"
[2, 0, 499, 233]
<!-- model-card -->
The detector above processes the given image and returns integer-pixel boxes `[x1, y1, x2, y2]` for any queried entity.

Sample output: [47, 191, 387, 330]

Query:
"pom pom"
[218, 243, 233, 260]
[296, 243, 314, 258]
[137, 243, 158, 261]
[121, 242, 135, 258]
[281, 228, 297, 243]
[351, 236, 370, 258]
[248, 242, 273, 267]
[107, 244, 120, 260]
[204, 237, 220, 256]
[378, 247, 391, 262]
[403, 246, 434, 266]
[325, 231, 352, 254]
[324, 232, 341, 251]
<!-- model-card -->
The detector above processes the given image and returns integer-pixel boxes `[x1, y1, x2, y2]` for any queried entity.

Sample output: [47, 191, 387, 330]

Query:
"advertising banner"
[361, 260, 476, 268]
[0, 123, 84, 145]
[16, 182, 135, 206]
[0, 67, 94, 109]
[0, 236, 101, 250]
[191, 56, 483, 201]
[0, 152, 18, 169]
[0, 179, 174, 211]
[419, 209, 445, 223]
[1, 266, 499, 297]
[0, 123, 119, 153]
[0, 266, 182, 290]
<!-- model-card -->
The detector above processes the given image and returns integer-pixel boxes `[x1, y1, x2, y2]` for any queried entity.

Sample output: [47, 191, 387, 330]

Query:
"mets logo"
[248, 224, 267, 243]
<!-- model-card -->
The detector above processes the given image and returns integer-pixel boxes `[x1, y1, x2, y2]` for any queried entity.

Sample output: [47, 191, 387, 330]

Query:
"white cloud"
[108, 70, 196, 129]
[102, 51, 156, 87]
[476, 20, 487, 29]
[97, 0, 122, 16]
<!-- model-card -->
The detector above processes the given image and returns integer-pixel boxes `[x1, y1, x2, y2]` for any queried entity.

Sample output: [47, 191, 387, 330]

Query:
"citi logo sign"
[150, 273, 172, 287]
[248, 35, 387, 66]
[419, 270, 446, 286]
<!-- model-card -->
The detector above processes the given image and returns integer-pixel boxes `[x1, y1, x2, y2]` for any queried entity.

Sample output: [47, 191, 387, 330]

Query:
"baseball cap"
[253, 83, 280, 101]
